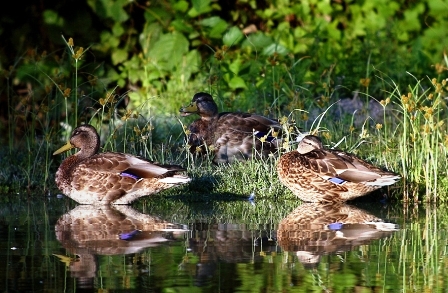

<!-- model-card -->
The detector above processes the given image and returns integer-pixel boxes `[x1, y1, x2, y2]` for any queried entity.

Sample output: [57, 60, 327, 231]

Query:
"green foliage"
[2, 0, 448, 117]
[1, 0, 448, 201]
[7, 0, 446, 114]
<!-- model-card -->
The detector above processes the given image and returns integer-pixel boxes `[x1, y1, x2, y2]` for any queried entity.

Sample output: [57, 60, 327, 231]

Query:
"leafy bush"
[2, 0, 447, 120]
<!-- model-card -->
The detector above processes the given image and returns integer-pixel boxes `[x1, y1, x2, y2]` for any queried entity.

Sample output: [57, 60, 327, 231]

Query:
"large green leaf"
[262, 43, 289, 55]
[241, 33, 273, 50]
[111, 48, 128, 65]
[111, 22, 125, 37]
[42, 10, 64, 26]
[200, 16, 223, 27]
[200, 17, 228, 39]
[192, 0, 211, 12]
[87, 0, 129, 22]
[171, 19, 194, 34]
[139, 23, 163, 55]
[223, 26, 244, 46]
[109, 1, 129, 22]
[173, 0, 189, 12]
[189, 0, 212, 17]
[228, 76, 248, 90]
[184, 49, 201, 75]
[147, 32, 189, 71]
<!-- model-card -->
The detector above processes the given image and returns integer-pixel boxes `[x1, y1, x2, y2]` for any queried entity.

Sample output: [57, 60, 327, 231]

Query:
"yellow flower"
[360, 78, 371, 87]
[444, 135, 448, 147]
[360, 129, 369, 138]
[73, 47, 84, 60]
[380, 97, 391, 106]
[280, 116, 288, 125]
[421, 124, 431, 134]
[133, 127, 141, 135]
[121, 109, 133, 121]
[63, 88, 71, 98]
[401, 94, 408, 104]
[435, 83, 443, 94]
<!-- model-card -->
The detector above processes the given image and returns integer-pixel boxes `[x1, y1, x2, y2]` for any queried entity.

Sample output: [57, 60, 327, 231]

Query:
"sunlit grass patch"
[375, 72, 448, 202]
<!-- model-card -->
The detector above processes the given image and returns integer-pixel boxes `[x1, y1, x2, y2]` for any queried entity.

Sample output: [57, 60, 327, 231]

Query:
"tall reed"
[389, 75, 447, 202]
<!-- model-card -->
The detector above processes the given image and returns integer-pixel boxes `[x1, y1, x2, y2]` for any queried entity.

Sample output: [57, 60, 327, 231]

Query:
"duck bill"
[179, 102, 198, 116]
[53, 141, 74, 155]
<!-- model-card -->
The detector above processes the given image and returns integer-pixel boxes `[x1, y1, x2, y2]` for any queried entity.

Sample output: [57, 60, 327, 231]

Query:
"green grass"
[1, 37, 448, 203]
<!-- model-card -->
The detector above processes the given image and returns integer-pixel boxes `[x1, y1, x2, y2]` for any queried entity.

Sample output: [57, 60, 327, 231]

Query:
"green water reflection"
[0, 194, 443, 292]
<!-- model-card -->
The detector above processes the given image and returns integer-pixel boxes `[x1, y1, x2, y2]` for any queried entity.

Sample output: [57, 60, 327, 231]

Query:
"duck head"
[179, 92, 219, 118]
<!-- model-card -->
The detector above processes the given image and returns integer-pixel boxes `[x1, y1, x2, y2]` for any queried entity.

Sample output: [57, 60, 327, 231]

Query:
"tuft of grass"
[369, 68, 448, 202]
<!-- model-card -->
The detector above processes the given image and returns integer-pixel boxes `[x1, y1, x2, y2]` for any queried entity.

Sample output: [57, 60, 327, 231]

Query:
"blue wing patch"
[119, 230, 141, 240]
[328, 222, 343, 230]
[120, 172, 140, 180]
[329, 177, 346, 185]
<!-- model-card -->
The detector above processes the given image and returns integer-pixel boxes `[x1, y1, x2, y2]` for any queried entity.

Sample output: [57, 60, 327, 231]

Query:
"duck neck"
[56, 155, 81, 186]
[201, 115, 216, 122]
[77, 145, 98, 160]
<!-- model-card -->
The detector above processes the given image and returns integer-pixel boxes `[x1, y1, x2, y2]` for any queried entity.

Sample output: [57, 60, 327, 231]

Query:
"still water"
[0, 193, 444, 292]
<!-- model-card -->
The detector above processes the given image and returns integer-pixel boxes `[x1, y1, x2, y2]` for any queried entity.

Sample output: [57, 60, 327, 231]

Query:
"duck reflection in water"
[277, 202, 398, 269]
[53, 204, 188, 289]
[187, 222, 278, 287]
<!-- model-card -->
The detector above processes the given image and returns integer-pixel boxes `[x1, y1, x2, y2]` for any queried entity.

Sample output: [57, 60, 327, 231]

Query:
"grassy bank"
[1, 39, 447, 203]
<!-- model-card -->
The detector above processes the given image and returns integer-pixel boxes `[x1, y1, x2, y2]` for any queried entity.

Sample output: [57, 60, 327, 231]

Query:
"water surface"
[0, 194, 443, 292]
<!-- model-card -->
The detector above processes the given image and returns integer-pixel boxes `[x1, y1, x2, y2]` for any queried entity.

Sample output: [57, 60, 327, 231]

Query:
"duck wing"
[304, 150, 383, 184]
[217, 112, 281, 135]
[80, 152, 185, 179]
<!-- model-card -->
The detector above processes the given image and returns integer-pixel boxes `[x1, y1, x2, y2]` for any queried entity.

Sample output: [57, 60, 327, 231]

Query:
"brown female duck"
[53, 124, 190, 205]
[180, 92, 281, 164]
[277, 135, 400, 203]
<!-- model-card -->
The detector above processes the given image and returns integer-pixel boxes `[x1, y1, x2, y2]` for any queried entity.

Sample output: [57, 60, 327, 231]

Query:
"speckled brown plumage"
[54, 124, 191, 205]
[180, 92, 281, 164]
[277, 202, 398, 267]
[55, 204, 188, 256]
[277, 135, 400, 203]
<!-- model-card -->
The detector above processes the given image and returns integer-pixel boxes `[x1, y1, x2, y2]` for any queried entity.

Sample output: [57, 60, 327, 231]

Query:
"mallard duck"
[179, 92, 281, 164]
[277, 135, 400, 203]
[277, 202, 397, 268]
[55, 204, 188, 255]
[53, 124, 191, 205]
